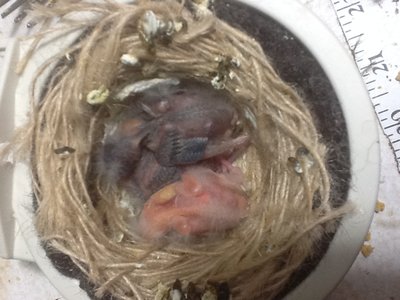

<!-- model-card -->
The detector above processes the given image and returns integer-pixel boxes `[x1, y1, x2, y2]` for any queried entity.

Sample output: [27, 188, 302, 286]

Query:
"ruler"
[331, 0, 400, 171]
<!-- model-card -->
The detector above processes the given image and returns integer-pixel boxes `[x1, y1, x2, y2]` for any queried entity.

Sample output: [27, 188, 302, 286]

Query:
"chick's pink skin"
[138, 165, 248, 239]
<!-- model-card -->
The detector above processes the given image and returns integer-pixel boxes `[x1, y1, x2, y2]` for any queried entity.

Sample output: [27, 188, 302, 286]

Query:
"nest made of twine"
[4, 0, 348, 299]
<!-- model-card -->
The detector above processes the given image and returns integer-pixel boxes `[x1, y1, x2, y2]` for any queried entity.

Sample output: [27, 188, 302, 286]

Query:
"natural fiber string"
[1, 0, 350, 299]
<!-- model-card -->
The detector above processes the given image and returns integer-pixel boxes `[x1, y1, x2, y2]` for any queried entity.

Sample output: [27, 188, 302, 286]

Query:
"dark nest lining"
[32, 1, 350, 299]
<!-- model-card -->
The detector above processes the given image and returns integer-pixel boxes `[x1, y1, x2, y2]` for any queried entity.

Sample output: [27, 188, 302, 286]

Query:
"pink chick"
[137, 163, 248, 239]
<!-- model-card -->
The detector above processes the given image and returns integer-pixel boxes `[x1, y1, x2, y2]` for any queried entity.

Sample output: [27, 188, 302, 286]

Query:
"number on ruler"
[362, 50, 389, 76]
[391, 110, 400, 134]
[349, 5, 364, 15]
[337, 1, 364, 16]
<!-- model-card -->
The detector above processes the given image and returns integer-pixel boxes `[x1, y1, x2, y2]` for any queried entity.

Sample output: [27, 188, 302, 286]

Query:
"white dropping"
[289, 158, 304, 174]
[65, 53, 73, 61]
[86, 85, 109, 105]
[289, 147, 314, 174]
[142, 10, 159, 43]
[231, 57, 241, 68]
[191, 0, 214, 17]
[170, 289, 183, 300]
[211, 75, 225, 90]
[120, 54, 139, 66]
[115, 78, 180, 101]
[140, 10, 179, 44]
[296, 147, 315, 169]
[173, 21, 184, 32]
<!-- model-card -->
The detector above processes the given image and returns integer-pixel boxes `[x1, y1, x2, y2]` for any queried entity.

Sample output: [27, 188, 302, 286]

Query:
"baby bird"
[137, 162, 248, 239]
[100, 79, 248, 192]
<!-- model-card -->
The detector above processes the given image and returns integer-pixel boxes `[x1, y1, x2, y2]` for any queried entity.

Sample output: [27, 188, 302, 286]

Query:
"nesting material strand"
[3, 0, 348, 299]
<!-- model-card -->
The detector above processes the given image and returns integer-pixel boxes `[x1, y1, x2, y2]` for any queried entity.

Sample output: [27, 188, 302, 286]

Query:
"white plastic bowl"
[0, 0, 379, 299]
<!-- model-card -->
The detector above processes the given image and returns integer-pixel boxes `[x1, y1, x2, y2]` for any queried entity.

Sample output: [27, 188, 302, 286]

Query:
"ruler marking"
[372, 92, 389, 99]
[337, 1, 360, 12]
[365, 79, 376, 85]
[348, 33, 364, 41]
[345, 29, 352, 33]
[354, 50, 364, 55]
[392, 139, 400, 144]
[378, 109, 389, 114]
[350, 44, 360, 51]
[334, 1, 339, 4]
[384, 122, 400, 130]
[342, 21, 352, 26]
[395, 149, 400, 153]
[368, 88, 375, 92]
[381, 118, 388, 122]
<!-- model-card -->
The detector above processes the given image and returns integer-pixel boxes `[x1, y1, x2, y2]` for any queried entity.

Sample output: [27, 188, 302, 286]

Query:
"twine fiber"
[5, 0, 347, 299]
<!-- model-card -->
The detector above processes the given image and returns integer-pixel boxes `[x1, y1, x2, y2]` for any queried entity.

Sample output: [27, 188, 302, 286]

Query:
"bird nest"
[6, 0, 347, 299]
